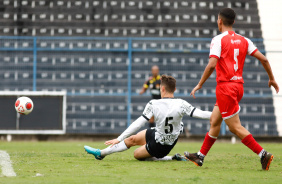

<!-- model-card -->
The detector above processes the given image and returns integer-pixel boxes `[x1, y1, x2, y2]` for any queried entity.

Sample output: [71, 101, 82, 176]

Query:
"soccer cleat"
[184, 152, 204, 166]
[172, 153, 189, 161]
[84, 145, 104, 160]
[261, 151, 274, 170]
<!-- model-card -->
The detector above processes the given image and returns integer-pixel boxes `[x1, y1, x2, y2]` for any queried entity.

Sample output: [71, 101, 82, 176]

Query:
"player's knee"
[133, 150, 143, 160]
[133, 151, 139, 159]
[210, 121, 220, 128]
[210, 118, 221, 128]
[127, 136, 137, 146]
[228, 125, 241, 135]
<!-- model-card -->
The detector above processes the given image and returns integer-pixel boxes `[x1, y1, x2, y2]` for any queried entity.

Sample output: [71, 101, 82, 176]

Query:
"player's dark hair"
[161, 75, 176, 93]
[219, 8, 236, 26]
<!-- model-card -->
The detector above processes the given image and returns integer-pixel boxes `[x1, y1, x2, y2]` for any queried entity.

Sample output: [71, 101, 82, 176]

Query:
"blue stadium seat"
[0, 0, 275, 135]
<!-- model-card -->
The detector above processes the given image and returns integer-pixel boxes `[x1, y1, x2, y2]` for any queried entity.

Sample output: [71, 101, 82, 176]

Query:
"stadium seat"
[0, 0, 276, 135]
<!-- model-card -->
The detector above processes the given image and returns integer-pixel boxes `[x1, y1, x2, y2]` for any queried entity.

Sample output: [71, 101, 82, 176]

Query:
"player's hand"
[105, 139, 120, 147]
[268, 80, 279, 93]
[190, 84, 202, 98]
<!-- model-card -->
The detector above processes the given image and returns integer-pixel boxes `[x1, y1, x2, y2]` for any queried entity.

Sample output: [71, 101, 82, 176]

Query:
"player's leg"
[84, 130, 147, 160]
[208, 106, 223, 137]
[143, 154, 188, 161]
[124, 129, 147, 147]
[224, 114, 250, 139]
[184, 106, 222, 166]
[197, 82, 236, 157]
[225, 114, 274, 170]
[133, 145, 153, 160]
[101, 129, 147, 157]
[132, 128, 173, 161]
[199, 106, 222, 156]
[136, 128, 187, 161]
[133, 146, 187, 161]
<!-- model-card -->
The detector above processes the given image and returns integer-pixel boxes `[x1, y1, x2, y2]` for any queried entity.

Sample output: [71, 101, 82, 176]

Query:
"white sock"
[100, 141, 128, 157]
[144, 156, 172, 161]
[258, 149, 265, 158]
[198, 151, 205, 158]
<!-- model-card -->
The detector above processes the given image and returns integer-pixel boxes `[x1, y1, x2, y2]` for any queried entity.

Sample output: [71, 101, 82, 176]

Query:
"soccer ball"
[15, 97, 34, 115]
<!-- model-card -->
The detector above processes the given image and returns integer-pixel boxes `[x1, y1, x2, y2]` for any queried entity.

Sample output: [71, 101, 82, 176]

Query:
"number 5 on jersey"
[234, 48, 239, 72]
[165, 117, 173, 134]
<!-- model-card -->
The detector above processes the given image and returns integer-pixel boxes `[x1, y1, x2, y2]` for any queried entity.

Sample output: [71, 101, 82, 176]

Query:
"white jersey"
[142, 98, 196, 145]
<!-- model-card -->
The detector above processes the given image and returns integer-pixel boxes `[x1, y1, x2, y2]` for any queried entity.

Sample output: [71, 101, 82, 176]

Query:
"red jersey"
[209, 31, 258, 84]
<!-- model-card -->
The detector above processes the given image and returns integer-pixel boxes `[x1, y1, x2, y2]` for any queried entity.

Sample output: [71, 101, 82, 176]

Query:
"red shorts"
[215, 82, 244, 120]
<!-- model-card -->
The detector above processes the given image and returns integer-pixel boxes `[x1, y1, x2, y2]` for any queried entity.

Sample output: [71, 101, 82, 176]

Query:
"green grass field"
[0, 141, 281, 184]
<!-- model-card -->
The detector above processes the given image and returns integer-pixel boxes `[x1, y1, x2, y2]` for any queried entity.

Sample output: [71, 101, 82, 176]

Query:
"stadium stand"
[0, 0, 261, 38]
[0, 0, 278, 135]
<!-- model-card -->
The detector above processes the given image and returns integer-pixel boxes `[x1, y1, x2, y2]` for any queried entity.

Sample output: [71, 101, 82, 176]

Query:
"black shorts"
[145, 128, 178, 158]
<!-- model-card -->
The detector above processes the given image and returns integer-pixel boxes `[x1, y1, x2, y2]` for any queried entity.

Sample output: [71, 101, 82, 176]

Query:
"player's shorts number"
[234, 49, 239, 72]
[165, 117, 173, 134]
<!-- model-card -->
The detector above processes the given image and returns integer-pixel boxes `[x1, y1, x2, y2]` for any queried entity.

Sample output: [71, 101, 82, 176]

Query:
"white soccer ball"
[15, 97, 34, 115]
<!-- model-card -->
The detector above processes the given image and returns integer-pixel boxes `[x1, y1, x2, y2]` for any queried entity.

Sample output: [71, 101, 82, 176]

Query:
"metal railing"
[0, 36, 275, 135]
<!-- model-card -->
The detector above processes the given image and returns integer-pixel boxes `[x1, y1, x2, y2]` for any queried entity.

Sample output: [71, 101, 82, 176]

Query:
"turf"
[0, 141, 281, 184]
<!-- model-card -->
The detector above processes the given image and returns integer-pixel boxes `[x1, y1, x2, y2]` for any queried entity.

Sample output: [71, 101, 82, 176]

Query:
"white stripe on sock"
[258, 149, 265, 158]
[208, 134, 217, 139]
[198, 151, 205, 157]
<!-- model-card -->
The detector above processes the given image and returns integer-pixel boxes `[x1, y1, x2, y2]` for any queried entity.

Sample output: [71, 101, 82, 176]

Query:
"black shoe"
[261, 151, 274, 170]
[184, 152, 204, 166]
[172, 153, 188, 161]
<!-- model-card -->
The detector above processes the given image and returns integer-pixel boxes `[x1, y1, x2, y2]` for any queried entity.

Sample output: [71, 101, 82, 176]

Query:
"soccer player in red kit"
[184, 8, 279, 170]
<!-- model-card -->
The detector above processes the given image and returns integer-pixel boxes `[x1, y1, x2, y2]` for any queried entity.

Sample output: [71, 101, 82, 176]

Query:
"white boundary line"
[0, 150, 16, 177]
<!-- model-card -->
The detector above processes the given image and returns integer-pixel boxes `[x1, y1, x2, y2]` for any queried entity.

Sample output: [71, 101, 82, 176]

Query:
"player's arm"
[117, 116, 148, 142]
[105, 116, 147, 146]
[105, 101, 153, 146]
[191, 108, 212, 119]
[139, 80, 149, 95]
[252, 51, 279, 93]
[182, 100, 212, 120]
[190, 57, 218, 98]
[191, 37, 220, 98]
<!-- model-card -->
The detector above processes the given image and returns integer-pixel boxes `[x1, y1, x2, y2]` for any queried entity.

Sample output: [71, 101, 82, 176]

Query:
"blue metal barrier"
[0, 36, 268, 132]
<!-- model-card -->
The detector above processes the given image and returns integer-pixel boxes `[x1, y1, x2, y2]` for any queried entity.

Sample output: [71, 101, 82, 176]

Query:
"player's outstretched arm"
[252, 51, 279, 93]
[191, 57, 218, 98]
[105, 116, 147, 147]
[192, 108, 212, 120]
[182, 100, 212, 120]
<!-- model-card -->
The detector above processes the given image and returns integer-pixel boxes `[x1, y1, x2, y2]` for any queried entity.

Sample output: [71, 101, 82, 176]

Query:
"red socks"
[199, 132, 217, 156]
[241, 134, 263, 155]
[199, 133, 263, 157]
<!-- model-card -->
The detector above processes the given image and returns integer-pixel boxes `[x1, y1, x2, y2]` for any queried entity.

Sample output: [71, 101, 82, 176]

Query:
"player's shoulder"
[212, 31, 229, 42]
[178, 98, 192, 105]
[234, 32, 251, 43]
[151, 98, 183, 105]
[242, 36, 252, 44]
[169, 98, 191, 106]
[148, 99, 157, 105]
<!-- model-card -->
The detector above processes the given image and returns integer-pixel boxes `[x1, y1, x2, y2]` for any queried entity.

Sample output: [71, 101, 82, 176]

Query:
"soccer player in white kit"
[84, 75, 212, 161]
